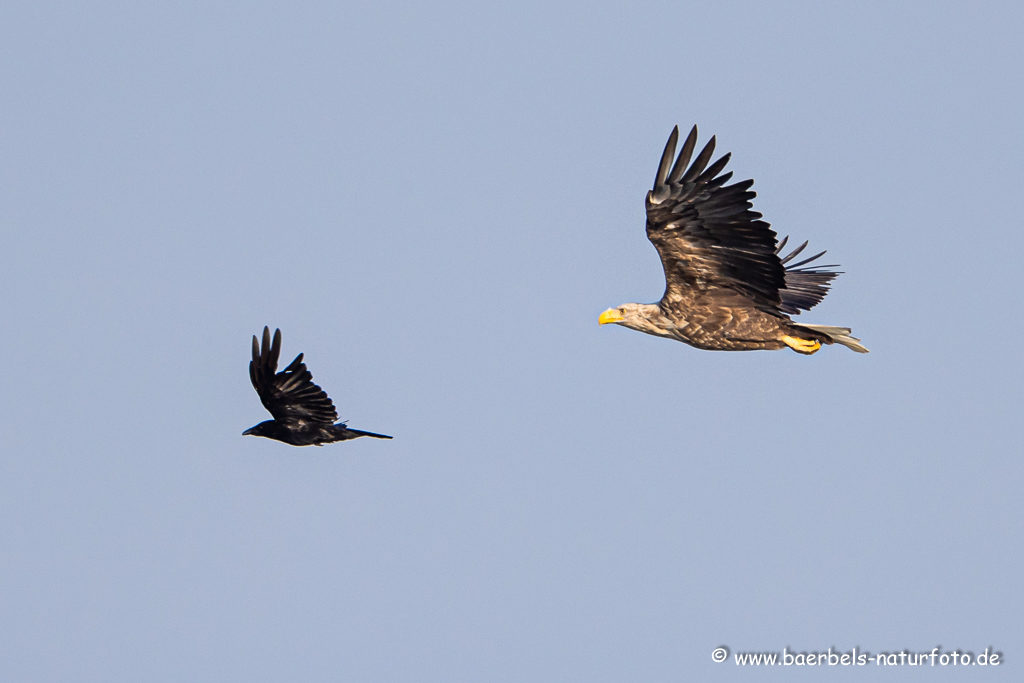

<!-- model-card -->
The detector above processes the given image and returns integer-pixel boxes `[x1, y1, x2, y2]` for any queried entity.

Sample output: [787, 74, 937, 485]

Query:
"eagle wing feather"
[645, 126, 839, 316]
[646, 125, 785, 311]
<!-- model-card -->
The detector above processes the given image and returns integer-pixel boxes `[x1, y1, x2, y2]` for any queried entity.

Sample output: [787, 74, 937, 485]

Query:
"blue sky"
[1, 1, 1021, 680]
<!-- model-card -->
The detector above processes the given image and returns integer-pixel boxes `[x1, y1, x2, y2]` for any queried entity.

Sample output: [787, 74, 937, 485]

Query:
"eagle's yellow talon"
[782, 336, 821, 354]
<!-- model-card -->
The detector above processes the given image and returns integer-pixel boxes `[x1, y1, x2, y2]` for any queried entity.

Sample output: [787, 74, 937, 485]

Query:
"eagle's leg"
[782, 335, 822, 355]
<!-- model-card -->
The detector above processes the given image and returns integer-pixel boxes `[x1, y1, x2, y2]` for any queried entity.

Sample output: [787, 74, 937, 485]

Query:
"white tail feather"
[798, 324, 870, 353]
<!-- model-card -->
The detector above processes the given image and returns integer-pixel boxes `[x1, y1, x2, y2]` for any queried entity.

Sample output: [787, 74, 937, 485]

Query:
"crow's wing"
[249, 327, 338, 426]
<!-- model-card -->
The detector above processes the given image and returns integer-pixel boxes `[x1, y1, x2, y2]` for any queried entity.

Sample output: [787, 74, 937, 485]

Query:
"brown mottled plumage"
[599, 125, 868, 354]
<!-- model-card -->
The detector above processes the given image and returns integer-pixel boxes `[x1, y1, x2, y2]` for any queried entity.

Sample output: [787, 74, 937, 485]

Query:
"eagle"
[599, 125, 868, 354]
[244, 327, 393, 445]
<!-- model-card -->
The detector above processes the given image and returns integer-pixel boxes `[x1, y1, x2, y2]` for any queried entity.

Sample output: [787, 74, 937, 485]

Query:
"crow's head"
[242, 421, 275, 438]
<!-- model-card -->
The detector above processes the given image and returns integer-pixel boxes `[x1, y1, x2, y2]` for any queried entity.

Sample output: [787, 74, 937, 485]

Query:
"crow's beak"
[242, 427, 255, 436]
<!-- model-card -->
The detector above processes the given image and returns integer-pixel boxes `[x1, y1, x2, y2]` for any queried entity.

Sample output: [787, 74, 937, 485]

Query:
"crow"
[244, 327, 392, 446]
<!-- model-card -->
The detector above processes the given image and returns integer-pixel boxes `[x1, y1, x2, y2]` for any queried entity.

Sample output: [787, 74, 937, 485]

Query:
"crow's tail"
[343, 427, 393, 440]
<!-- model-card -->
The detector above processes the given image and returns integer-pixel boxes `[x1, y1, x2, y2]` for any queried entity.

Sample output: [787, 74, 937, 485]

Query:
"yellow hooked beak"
[598, 308, 625, 325]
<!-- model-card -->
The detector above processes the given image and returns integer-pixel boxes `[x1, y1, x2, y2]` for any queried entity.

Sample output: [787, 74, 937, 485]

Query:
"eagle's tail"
[796, 324, 869, 353]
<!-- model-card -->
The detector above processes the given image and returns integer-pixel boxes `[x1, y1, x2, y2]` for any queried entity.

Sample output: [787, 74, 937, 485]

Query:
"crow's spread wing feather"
[249, 327, 338, 426]
[646, 125, 787, 310]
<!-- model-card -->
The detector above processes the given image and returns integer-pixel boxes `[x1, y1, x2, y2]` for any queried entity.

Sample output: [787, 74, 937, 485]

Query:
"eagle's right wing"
[645, 125, 787, 312]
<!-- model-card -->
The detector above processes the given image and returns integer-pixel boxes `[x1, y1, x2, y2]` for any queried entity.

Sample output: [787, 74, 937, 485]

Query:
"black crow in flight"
[244, 327, 392, 446]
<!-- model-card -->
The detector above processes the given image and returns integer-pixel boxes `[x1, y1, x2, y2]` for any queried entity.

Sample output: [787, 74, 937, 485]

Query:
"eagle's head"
[598, 303, 668, 337]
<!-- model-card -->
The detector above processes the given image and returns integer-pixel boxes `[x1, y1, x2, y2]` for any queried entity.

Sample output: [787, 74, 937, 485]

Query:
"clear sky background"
[1, 1, 1021, 681]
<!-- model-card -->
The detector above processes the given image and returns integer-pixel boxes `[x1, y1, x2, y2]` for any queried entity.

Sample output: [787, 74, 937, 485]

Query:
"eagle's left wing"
[775, 236, 841, 315]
